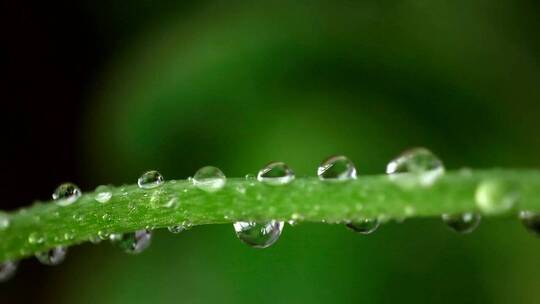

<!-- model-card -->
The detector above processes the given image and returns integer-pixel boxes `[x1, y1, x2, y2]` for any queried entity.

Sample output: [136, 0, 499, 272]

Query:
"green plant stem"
[1, 169, 540, 261]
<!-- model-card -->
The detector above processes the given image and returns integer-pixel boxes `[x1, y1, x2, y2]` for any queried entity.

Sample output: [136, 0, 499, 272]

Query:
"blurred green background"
[4, 0, 540, 303]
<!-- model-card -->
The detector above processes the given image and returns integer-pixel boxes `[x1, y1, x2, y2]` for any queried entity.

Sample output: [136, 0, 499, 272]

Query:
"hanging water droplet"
[35, 246, 67, 266]
[386, 148, 444, 186]
[97, 230, 110, 240]
[233, 221, 284, 248]
[346, 218, 379, 235]
[257, 161, 295, 185]
[167, 225, 185, 234]
[28, 232, 44, 244]
[95, 189, 112, 203]
[89, 235, 102, 244]
[519, 211, 540, 236]
[442, 213, 481, 234]
[317, 155, 357, 181]
[0, 261, 18, 282]
[52, 183, 81, 206]
[193, 166, 226, 192]
[112, 230, 152, 254]
[137, 170, 164, 189]
[475, 179, 518, 215]
[0, 212, 10, 230]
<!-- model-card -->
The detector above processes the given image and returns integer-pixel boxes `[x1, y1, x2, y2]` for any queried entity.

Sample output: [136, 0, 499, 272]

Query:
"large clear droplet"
[0, 212, 10, 230]
[442, 213, 481, 234]
[475, 180, 518, 215]
[519, 211, 540, 236]
[52, 183, 81, 206]
[317, 155, 357, 181]
[386, 148, 444, 186]
[0, 261, 18, 282]
[35, 246, 67, 266]
[112, 230, 152, 254]
[257, 161, 295, 185]
[193, 166, 226, 192]
[137, 170, 164, 189]
[233, 221, 284, 248]
[346, 218, 379, 235]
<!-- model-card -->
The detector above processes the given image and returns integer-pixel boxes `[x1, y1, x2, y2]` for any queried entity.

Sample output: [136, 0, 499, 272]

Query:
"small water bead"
[35, 246, 67, 266]
[386, 148, 444, 186]
[0, 212, 10, 230]
[137, 170, 164, 189]
[519, 211, 540, 236]
[52, 183, 81, 206]
[475, 180, 518, 215]
[257, 161, 295, 185]
[233, 221, 284, 249]
[112, 230, 152, 254]
[95, 191, 112, 203]
[441, 213, 481, 234]
[97, 230, 110, 240]
[167, 225, 185, 234]
[0, 261, 18, 282]
[346, 218, 379, 235]
[317, 155, 357, 181]
[28, 232, 45, 244]
[193, 166, 226, 192]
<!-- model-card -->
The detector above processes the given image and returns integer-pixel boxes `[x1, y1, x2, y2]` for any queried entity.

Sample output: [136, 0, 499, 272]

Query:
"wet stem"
[1, 169, 540, 261]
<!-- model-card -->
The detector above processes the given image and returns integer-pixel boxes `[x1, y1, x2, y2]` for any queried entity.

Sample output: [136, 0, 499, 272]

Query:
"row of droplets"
[1, 147, 539, 282]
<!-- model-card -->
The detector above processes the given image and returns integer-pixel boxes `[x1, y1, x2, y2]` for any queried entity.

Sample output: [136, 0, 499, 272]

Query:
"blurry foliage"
[48, 0, 540, 303]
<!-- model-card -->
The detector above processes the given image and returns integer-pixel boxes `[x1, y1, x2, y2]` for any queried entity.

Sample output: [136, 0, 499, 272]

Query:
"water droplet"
[52, 183, 81, 206]
[97, 230, 110, 240]
[163, 197, 179, 208]
[112, 230, 152, 254]
[95, 190, 112, 203]
[317, 155, 357, 181]
[35, 246, 67, 266]
[0, 212, 10, 230]
[346, 218, 379, 235]
[442, 213, 481, 234]
[233, 221, 284, 248]
[193, 166, 226, 192]
[72, 212, 84, 221]
[102, 213, 112, 221]
[28, 232, 44, 244]
[0, 261, 18, 282]
[245, 174, 256, 181]
[137, 170, 164, 189]
[519, 211, 540, 236]
[475, 180, 518, 215]
[257, 162, 295, 185]
[89, 236, 102, 244]
[386, 148, 444, 186]
[167, 225, 184, 234]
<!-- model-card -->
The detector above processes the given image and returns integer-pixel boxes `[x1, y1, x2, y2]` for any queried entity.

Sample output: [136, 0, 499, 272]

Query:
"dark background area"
[2, 1, 540, 303]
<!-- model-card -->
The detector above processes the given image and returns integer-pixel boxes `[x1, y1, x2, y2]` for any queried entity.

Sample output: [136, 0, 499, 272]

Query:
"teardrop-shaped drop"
[257, 161, 295, 185]
[192, 166, 226, 192]
[52, 183, 81, 206]
[35, 246, 67, 266]
[346, 218, 379, 235]
[233, 221, 284, 248]
[317, 155, 357, 181]
[519, 211, 540, 236]
[0, 261, 18, 282]
[112, 230, 152, 254]
[441, 213, 481, 234]
[137, 170, 164, 189]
